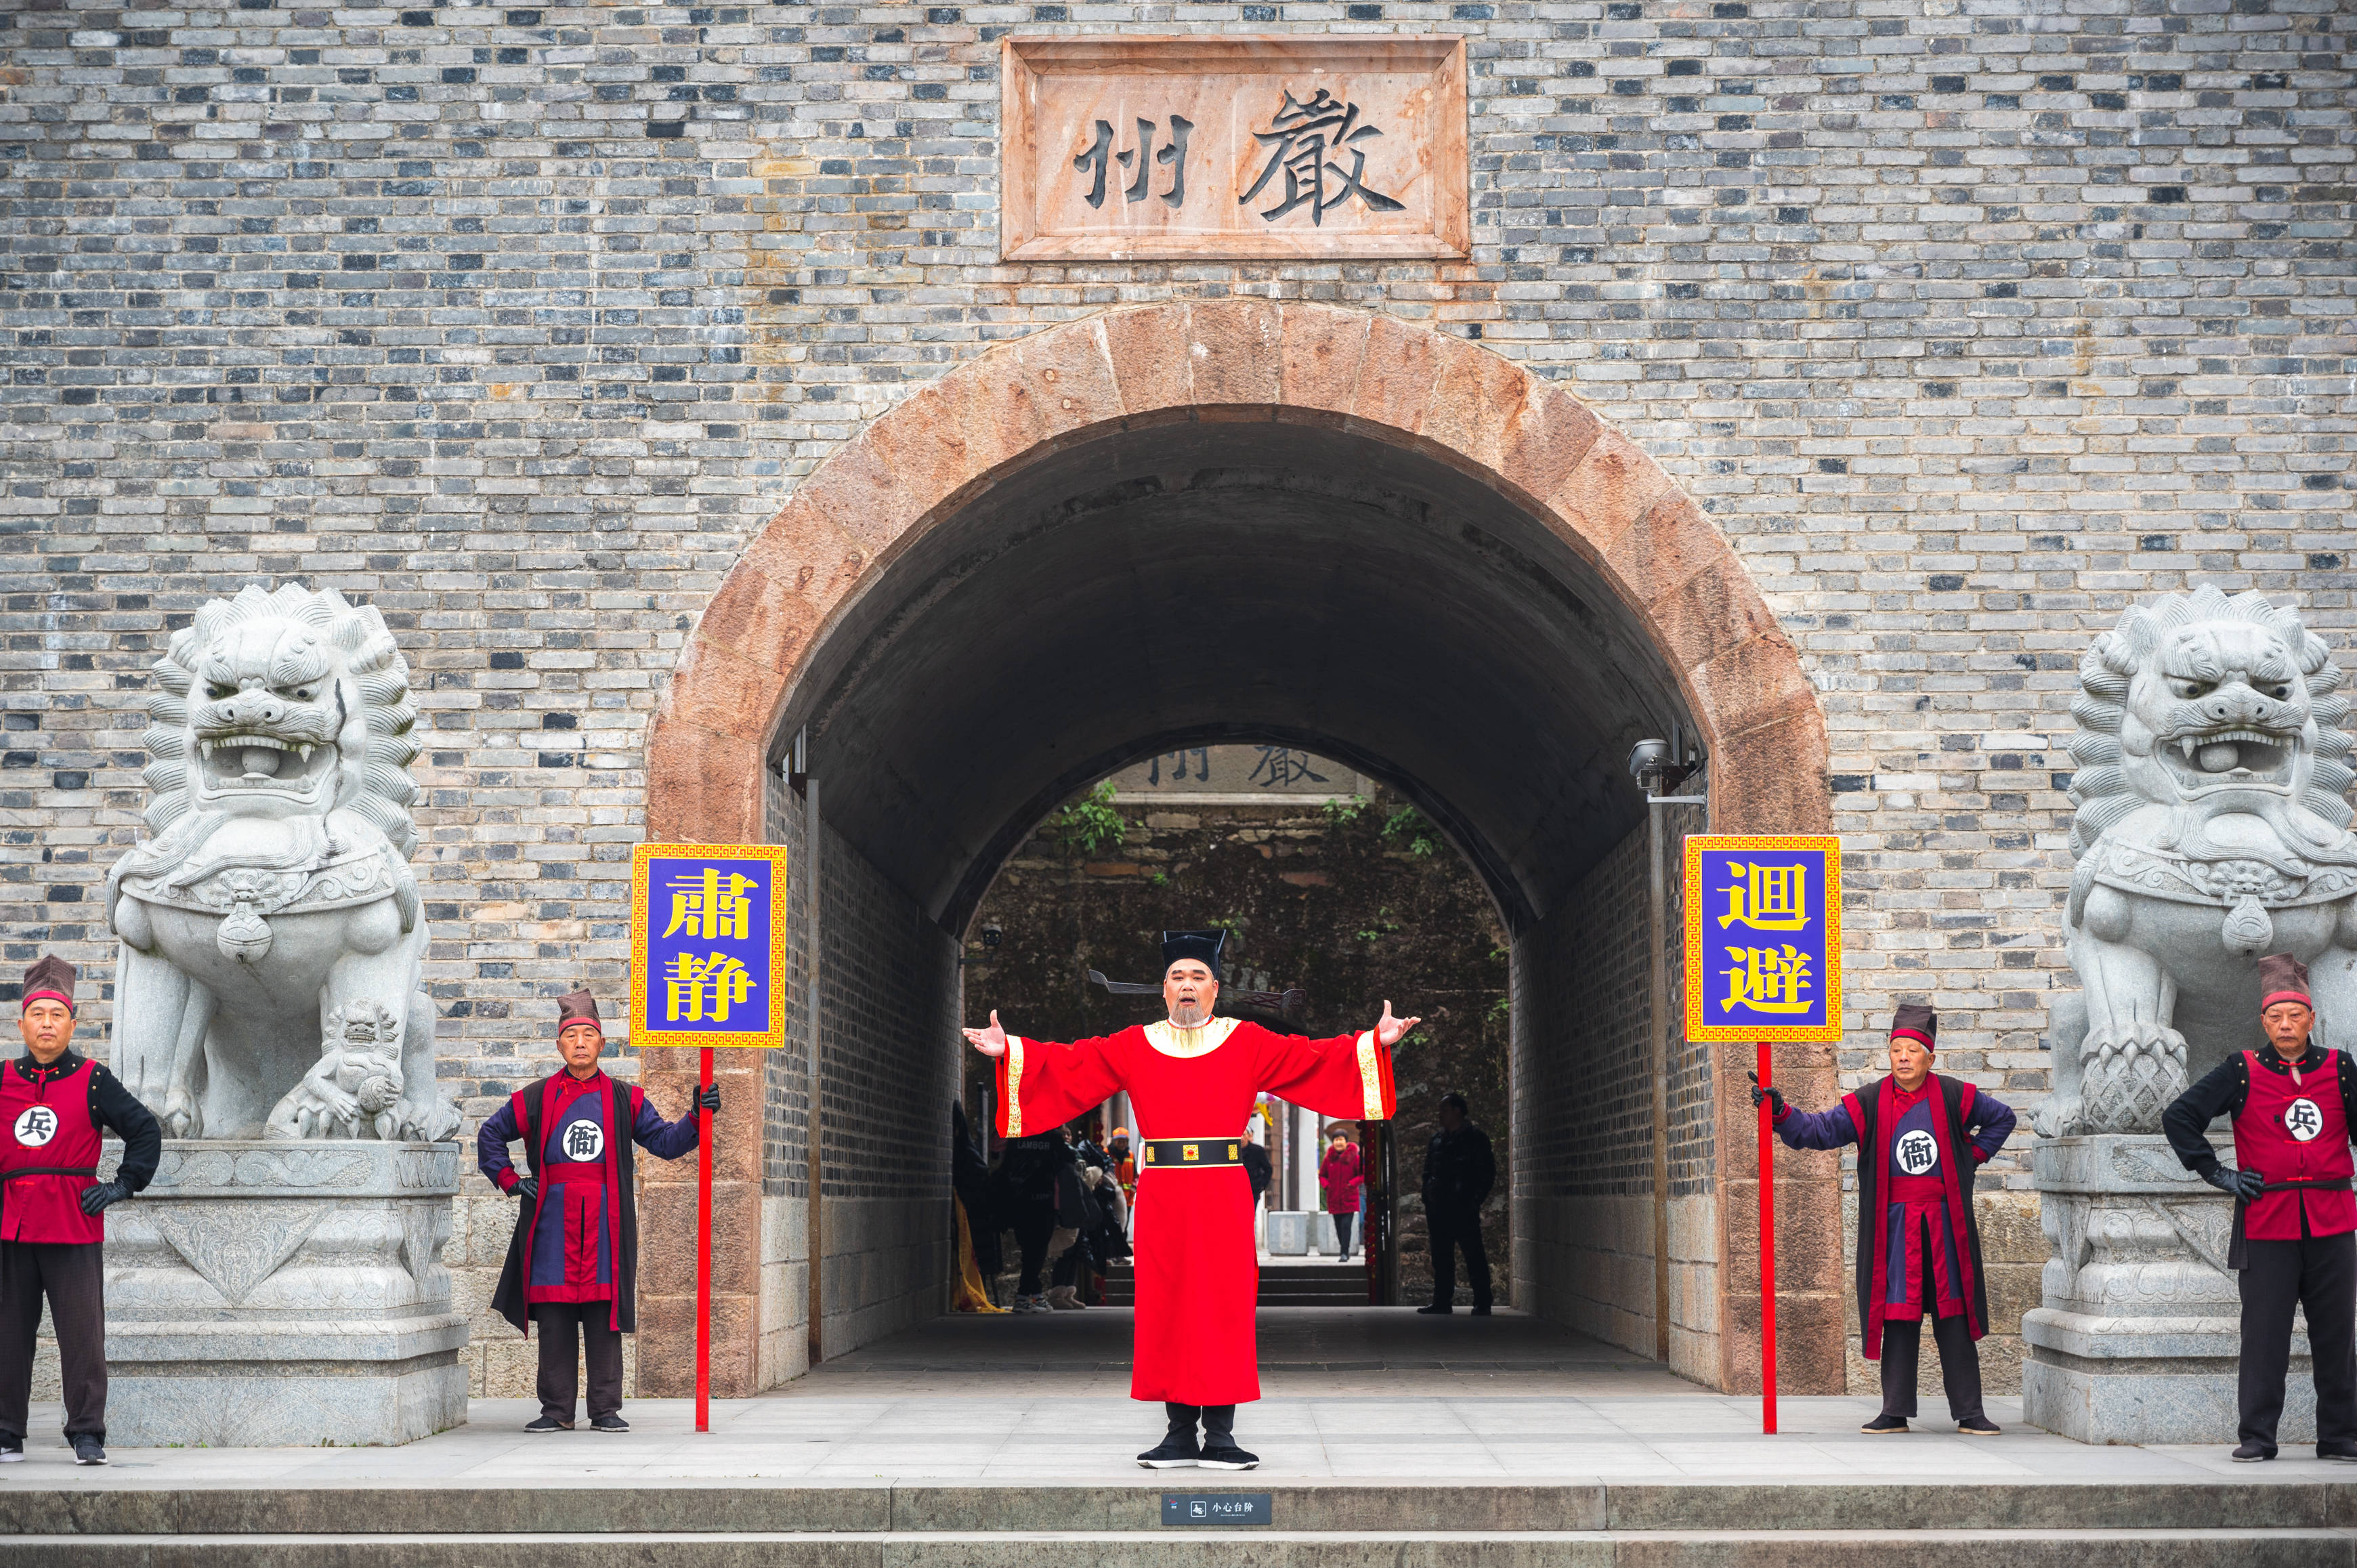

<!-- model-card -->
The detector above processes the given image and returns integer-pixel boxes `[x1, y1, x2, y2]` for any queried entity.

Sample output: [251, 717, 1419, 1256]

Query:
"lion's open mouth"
[196, 732, 335, 793]
[2159, 727, 2295, 790]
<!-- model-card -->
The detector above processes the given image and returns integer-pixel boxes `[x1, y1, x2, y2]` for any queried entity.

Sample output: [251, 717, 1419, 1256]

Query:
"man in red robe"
[479, 990, 717, 1433]
[964, 929, 1412, 1470]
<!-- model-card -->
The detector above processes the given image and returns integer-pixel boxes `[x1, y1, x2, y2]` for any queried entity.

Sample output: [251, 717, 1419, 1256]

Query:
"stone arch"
[647, 300, 1828, 849]
[637, 301, 1838, 1399]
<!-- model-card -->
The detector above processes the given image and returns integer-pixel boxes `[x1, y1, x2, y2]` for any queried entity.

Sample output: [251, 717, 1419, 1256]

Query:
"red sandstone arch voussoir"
[648, 301, 1830, 845]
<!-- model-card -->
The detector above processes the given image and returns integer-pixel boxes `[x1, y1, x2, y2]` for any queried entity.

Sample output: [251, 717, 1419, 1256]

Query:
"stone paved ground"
[0, 1309, 2322, 1484]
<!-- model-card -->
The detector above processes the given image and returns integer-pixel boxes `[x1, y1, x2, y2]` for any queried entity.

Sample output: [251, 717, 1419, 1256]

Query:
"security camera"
[1627, 738, 1671, 788]
[980, 923, 1002, 950]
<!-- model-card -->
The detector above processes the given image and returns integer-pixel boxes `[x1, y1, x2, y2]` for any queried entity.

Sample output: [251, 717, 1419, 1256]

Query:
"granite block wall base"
[2022, 1311, 2314, 1447]
[2023, 1135, 2281, 1445]
[101, 1141, 469, 1447]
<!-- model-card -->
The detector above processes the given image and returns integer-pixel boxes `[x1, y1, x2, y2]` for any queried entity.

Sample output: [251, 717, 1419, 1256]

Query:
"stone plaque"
[1000, 37, 1469, 263]
[1107, 745, 1367, 803]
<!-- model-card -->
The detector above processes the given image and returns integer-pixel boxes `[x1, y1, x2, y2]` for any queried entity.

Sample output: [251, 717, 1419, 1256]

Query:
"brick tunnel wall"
[759, 770, 960, 1376]
[1512, 807, 1719, 1382]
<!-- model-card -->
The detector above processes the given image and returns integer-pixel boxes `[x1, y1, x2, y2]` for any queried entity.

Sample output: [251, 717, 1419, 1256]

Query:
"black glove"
[696, 1083, 721, 1113]
[77, 1179, 129, 1216]
[1745, 1072, 1785, 1119]
[2203, 1165, 2265, 1204]
[513, 1177, 540, 1205]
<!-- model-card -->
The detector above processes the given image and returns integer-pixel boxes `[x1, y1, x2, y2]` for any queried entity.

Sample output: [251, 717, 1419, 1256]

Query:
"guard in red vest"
[1751, 1002, 2016, 1435]
[0, 956, 162, 1467]
[2163, 952, 2357, 1462]
[477, 989, 715, 1433]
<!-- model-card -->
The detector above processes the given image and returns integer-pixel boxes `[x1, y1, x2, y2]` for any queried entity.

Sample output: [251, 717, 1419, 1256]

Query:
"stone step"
[5, 1529, 2348, 1567]
[5, 1481, 2350, 1537]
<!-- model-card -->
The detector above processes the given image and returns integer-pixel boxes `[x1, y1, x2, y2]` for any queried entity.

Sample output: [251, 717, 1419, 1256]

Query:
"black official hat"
[1161, 930, 1227, 981]
[557, 988, 602, 1036]
[20, 956, 75, 1015]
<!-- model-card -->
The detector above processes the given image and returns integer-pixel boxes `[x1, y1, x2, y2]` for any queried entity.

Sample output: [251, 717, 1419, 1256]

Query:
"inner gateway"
[745, 414, 1731, 1386]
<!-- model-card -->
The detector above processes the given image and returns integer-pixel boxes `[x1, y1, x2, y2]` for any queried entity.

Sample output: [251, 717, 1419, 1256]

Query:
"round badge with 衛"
[557, 1118, 606, 1163]
[1895, 1128, 1939, 1177]
[2285, 1098, 2325, 1144]
[11, 1106, 60, 1149]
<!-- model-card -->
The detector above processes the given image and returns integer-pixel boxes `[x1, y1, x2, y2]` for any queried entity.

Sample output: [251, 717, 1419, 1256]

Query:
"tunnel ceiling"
[782, 419, 1697, 936]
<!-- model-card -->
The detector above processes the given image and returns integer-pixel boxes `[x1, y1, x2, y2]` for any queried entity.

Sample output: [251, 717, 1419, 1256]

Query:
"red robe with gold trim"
[995, 1017, 1395, 1405]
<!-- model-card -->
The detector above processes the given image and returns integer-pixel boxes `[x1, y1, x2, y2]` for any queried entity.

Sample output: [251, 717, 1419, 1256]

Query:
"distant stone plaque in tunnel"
[1000, 37, 1469, 263]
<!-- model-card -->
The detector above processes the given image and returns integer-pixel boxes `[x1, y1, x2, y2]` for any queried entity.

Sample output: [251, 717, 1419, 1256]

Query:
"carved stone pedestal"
[102, 1140, 469, 1447]
[2023, 1134, 2312, 1445]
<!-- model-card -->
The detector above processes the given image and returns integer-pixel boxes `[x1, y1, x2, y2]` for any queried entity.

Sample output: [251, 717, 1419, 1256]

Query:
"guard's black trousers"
[533, 1302, 624, 1424]
[0, 1241, 107, 1444]
[1428, 1205, 1491, 1309]
[1877, 1312, 1984, 1422]
[2238, 1232, 2357, 1453]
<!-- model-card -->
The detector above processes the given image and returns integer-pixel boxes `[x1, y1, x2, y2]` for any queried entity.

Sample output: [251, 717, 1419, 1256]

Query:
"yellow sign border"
[630, 841, 792, 1049]
[1682, 833, 1842, 1043]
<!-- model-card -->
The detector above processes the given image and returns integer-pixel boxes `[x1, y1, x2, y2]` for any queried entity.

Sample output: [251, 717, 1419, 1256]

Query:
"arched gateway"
[636, 301, 1841, 1399]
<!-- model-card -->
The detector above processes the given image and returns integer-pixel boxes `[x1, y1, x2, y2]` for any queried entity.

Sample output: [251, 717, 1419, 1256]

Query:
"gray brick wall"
[4, 0, 2352, 1395]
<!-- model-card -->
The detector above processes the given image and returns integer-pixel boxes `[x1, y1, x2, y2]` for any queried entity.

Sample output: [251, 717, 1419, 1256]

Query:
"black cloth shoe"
[1470, 1305, 1492, 1317]
[524, 1415, 574, 1433]
[1957, 1416, 2001, 1436]
[1416, 1303, 1453, 1315]
[1860, 1414, 1909, 1434]
[1197, 1443, 1259, 1470]
[0, 1438, 20, 1464]
[1136, 1434, 1200, 1468]
[2231, 1440, 2275, 1462]
[2319, 1441, 2357, 1462]
[70, 1437, 107, 1466]
[589, 1414, 629, 1434]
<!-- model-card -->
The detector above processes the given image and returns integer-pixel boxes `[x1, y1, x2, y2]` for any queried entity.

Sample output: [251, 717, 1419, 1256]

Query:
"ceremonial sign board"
[1000, 37, 1470, 263]
[629, 843, 791, 1049]
[1682, 835, 1843, 1043]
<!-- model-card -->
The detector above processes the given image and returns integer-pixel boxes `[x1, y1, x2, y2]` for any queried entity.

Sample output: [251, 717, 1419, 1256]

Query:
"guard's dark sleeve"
[629, 1085, 700, 1161]
[2162, 1054, 2249, 1175]
[477, 1098, 522, 1190]
[1469, 1127, 1497, 1205]
[1775, 1103, 1861, 1151]
[1967, 1092, 2016, 1164]
[90, 1063, 162, 1193]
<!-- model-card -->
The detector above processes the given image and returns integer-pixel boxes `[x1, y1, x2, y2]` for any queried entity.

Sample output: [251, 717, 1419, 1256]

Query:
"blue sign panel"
[1682, 834, 1842, 1043]
[630, 843, 790, 1049]
[1160, 1493, 1273, 1527]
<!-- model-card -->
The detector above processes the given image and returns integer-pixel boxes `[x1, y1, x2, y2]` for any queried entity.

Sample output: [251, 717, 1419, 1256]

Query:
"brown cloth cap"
[20, 956, 75, 1013]
[2259, 953, 2312, 1011]
[1889, 1002, 1937, 1048]
[556, 988, 601, 1035]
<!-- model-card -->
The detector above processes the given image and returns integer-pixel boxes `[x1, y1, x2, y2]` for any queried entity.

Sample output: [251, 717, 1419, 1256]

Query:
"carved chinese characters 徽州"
[1002, 37, 1468, 262]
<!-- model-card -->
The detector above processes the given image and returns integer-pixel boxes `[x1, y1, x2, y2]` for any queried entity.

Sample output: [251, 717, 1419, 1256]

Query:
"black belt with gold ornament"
[1139, 1139, 1244, 1169]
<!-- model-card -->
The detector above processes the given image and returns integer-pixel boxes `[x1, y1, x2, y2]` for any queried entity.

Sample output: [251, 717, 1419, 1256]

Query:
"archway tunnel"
[636, 306, 1839, 1398]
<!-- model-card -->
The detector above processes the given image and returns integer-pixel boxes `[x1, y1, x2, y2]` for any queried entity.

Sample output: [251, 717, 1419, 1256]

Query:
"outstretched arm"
[1256, 1002, 1417, 1123]
[1968, 1093, 2017, 1163]
[631, 1085, 702, 1160]
[965, 1012, 1125, 1138]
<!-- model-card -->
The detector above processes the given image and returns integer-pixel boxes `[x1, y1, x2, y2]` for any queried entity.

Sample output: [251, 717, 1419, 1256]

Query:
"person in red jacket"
[1317, 1128, 1363, 1260]
[477, 990, 717, 1434]
[0, 956, 161, 1467]
[2163, 952, 2357, 1463]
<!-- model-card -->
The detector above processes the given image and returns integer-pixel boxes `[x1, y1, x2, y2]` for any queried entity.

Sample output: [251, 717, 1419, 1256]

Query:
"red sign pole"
[696, 1044, 714, 1434]
[1756, 1038, 1777, 1436]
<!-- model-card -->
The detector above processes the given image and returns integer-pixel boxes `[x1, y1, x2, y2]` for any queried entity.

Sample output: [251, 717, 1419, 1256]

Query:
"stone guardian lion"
[104, 584, 461, 1142]
[2045, 587, 2357, 1136]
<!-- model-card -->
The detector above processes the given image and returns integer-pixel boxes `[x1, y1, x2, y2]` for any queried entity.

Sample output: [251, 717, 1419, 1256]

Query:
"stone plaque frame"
[1000, 36, 1470, 263]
